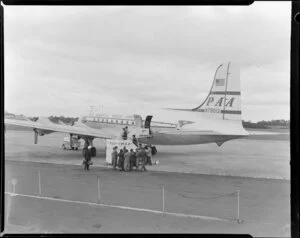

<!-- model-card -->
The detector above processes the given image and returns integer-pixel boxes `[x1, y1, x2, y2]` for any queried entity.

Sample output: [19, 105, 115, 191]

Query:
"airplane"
[4, 62, 249, 156]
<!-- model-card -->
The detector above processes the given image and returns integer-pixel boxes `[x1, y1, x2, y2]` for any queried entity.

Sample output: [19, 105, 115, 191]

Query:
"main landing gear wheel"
[91, 147, 96, 157]
[62, 144, 66, 150]
[151, 146, 157, 155]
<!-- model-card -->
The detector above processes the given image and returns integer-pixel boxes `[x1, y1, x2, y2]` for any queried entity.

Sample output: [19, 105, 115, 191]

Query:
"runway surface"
[4, 129, 290, 235]
[5, 130, 290, 179]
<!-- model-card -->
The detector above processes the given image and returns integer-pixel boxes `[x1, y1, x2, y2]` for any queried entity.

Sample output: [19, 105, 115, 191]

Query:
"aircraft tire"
[91, 147, 96, 157]
[151, 146, 157, 155]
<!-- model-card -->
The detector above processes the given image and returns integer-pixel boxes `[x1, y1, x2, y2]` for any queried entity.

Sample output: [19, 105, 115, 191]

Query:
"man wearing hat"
[111, 146, 118, 170]
[122, 126, 129, 140]
[84, 145, 92, 171]
[132, 135, 138, 147]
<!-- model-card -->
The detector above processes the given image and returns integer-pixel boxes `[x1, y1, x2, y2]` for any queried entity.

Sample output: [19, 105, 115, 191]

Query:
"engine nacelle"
[33, 128, 53, 144]
[37, 129, 52, 136]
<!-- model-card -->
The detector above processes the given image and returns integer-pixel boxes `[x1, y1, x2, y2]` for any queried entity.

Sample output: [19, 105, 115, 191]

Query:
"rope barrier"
[8, 168, 242, 224]
[176, 191, 238, 200]
[4, 192, 233, 223]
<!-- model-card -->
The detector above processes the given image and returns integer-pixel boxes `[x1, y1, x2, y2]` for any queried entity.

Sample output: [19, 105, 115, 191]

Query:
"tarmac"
[3, 130, 290, 235]
[4, 130, 290, 179]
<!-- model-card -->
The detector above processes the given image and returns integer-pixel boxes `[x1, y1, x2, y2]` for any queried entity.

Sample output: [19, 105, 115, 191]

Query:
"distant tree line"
[48, 116, 79, 124]
[28, 116, 79, 125]
[242, 120, 290, 129]
[29, 116, 39, 121]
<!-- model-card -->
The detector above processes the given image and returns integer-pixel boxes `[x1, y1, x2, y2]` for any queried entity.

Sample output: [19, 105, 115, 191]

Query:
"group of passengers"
[82, 125, 157, 171]
[111, 144, 153, 172]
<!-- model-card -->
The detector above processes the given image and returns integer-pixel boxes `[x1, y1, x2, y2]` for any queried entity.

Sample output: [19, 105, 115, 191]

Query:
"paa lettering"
[206, 97, 235, 107]
[225, 98, 235, 107]
[214, 97, 223, 107]
[206, 97, 214, 106]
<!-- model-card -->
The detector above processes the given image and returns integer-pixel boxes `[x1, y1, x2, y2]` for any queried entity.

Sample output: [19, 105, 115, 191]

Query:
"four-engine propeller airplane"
[5, 62, 249, 156]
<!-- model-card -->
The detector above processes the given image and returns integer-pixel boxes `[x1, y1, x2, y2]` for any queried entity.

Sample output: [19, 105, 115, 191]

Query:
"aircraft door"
[144, 115, 152, 129]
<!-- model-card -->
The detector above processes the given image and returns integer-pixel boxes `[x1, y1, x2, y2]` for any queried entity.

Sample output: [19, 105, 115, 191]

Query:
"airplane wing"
[4, 118, 116, 140]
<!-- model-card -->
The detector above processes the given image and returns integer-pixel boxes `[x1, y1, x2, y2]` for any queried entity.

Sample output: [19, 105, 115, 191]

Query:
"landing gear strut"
[33, 128, 38, 144]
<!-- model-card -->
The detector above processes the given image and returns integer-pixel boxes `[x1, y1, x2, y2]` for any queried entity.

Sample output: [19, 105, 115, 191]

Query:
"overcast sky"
[4, 3, 291, 122]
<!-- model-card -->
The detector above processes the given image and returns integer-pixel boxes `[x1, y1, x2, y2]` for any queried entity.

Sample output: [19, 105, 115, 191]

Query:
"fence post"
[6, 195, 11, 225]
[12, 178, 17, 194]
[97, 177, 101, 203]
[162, 185, 165, 214]
[38, 170, 41, 196]
[237, 190, 241, 223]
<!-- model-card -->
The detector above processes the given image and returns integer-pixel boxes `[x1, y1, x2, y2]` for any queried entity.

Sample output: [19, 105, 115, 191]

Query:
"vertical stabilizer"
[193, 62, 242, 121]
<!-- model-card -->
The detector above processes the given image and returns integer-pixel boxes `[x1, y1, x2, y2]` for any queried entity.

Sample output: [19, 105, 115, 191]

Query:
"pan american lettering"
[206, 96, 235, 107]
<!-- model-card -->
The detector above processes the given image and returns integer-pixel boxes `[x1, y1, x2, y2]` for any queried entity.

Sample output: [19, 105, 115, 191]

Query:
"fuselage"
[79, 109, 248, 145]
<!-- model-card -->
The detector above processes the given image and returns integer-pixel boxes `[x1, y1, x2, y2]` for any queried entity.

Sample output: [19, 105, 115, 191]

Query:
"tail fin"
[193, 62, 242, 121]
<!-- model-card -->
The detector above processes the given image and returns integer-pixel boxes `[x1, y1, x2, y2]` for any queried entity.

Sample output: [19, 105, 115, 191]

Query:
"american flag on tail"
[215, 78, 225, 86]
